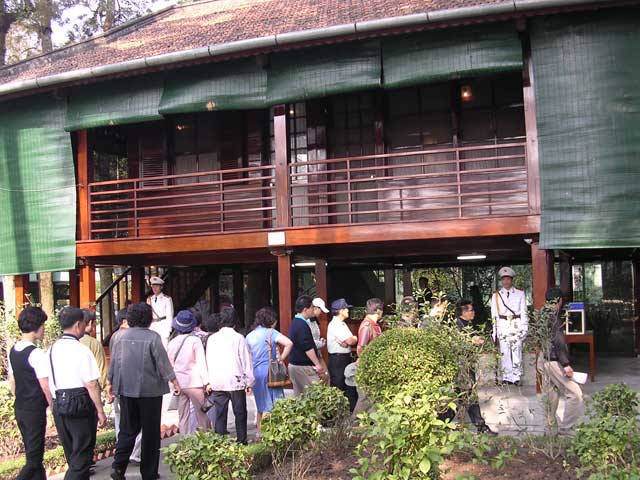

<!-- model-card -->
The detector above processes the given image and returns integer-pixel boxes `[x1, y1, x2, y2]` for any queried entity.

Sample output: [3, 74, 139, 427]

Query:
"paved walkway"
[51, 355, 640, 479]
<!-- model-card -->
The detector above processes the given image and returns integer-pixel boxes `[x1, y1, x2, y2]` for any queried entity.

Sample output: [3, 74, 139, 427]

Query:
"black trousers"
[53, 406, 98, 480]
[15, 408, 47, 480]
[112, 396, 162, 480]
[213, 390, 248, 444]
[440, 370, 486, 428]
[328, 353, 358, 412]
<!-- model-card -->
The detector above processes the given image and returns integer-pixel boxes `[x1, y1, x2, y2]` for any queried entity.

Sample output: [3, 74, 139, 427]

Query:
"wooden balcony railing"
[88, 165, 276, 240]
[289, 142, 529, 226]
[86, 142, 530, 241]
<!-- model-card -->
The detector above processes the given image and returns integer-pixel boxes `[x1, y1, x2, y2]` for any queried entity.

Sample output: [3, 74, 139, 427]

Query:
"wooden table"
[565, 331, 596, 382]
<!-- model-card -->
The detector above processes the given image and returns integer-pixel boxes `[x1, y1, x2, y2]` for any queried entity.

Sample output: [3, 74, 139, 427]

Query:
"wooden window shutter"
[139, 126, 168, 187]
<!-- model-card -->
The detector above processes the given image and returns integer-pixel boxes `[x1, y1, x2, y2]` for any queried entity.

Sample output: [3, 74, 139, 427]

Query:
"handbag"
[266, 329, 290, 388]
[201, 391, 216, 413]
[49, 341, 94, 418]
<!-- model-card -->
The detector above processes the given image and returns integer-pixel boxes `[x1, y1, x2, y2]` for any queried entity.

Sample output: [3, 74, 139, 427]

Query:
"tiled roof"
[0, 0, 513, 87]
[0, 0, 631, 89]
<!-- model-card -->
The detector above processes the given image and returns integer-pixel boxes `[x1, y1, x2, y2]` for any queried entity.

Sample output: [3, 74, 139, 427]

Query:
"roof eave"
[0, 0, 623, 99]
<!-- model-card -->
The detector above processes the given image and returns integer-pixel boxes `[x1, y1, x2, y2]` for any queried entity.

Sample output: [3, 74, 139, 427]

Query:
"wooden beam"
[531, 241, 554, 309]
[79, 263, 96, 311]
[273, 105, 291, 228]
[130, 266, 145, 303]
[276, 252, 293, 336]
[77, 215, 541, 258]
[68, 269, 80, 307]
[314, 259, 329, 362]
[77, 130, 92, 241]
[14, 275, 30, 314]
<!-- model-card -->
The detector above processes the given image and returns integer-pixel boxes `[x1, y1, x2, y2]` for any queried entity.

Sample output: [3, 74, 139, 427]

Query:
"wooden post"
[559, 252, 573, 302]
[314, 259, 329, 362]
[531, 242, 554, 309]
[384, 268, 396, 307]
[632, 257, 640, 354]
[79, 263, 96, 310]
[233, 267, 245, 328]
[68, 269, 80, 306]
[523, 39, 541, 215]
[14, 275, 30, 314]
[273, 105, 291, 228]
[277, 252, 293, 335]
[77, 130, 92, 241]
[131, 266, 146, 303]
[402, 268, 413, 298]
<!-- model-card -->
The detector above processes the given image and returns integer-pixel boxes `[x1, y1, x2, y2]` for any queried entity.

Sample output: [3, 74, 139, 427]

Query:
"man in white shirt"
[310, 297, 329, 351]
[206, 306, 254, 444]
[490, 267, 529, 386]
[8, 306, 52, 480]
[147, 276, 173, 348]
[49, 307, 106, 479]
[327, 298, 358, 411]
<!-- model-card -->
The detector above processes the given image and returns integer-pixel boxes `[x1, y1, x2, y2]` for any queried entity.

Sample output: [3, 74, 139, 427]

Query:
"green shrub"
[352, 384, 458, 480]
[0, 382, 21, 458]
[300, 382, 349, 427]
[590, 383, 639, 419]
[162, 431, 252, 480]
[569, 384, 640, 479]
[261, 395, 320, 460]
[356, 327, 460, 401]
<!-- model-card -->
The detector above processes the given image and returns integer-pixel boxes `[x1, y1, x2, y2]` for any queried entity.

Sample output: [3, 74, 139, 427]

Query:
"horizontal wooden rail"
[85, 142, 529, 240]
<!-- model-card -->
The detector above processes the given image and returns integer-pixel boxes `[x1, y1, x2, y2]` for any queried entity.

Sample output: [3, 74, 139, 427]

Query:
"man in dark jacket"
[539, 287, 584, 435]
[452, 300, 497, 435]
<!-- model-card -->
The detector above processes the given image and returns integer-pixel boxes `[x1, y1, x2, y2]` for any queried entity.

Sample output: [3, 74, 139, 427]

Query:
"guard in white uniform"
[146, 276, 174, 348]
[491, 266, 528, 385]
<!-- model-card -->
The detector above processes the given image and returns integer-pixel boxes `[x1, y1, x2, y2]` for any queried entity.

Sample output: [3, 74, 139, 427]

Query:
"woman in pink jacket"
[167, 310, 211, 433]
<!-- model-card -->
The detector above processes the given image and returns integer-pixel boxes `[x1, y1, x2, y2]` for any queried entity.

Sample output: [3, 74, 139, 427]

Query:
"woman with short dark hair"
[246, 307, 293, 434]
[108, 302, 180, 480]
[8, 306, 52, 480]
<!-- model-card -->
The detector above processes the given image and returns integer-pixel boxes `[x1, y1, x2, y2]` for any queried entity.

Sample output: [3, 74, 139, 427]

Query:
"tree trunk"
[103, 0, 116, 31]
[38, 272, 55, 317]
[2, 275, 15, 317]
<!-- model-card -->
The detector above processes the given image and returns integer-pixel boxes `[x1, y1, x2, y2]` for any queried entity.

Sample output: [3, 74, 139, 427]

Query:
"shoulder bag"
[49, 341, 94, 418]
[267, 329, 290, 388]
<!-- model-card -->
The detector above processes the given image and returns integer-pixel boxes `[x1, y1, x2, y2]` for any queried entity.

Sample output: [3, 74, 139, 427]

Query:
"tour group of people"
[7, 268, 583, 479]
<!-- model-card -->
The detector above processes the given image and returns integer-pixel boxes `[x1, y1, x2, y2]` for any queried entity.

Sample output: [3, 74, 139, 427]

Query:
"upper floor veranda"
[79, 72, 540, 251]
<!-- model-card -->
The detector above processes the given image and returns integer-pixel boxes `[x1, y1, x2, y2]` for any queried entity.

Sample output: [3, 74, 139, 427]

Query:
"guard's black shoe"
[477, 424, 498, 436]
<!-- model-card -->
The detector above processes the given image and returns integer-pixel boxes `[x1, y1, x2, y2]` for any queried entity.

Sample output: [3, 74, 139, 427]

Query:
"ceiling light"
[293, 262, 316, 268]
[457, 254, 487, 261]
[461, 85, 473, 102]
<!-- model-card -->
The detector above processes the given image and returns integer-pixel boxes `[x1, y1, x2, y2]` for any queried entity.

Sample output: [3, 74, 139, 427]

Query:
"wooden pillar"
[79, 263, 96, 310]
[559, 252, 573, 302]
[315, 259, 329, 362]
[14, 275, 30, 314]
[77, 130, 92, 241]
[277, 252, 293, 335]
[131, 266, 145, 303]
[531, 242, 554, 309]
[233, 267, 245, 328]
[523, 37, 541, 215]
[68, 269, 80, 306]
[402, 268, 413, 298]
[384, 268, 396, 307]
[273, 105, 291, 228]
[632, 257, 640, 354]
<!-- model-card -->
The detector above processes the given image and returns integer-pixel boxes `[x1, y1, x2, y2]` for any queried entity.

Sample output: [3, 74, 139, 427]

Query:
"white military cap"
[498, 266, 516, 278]
[149, 276, 164, 285]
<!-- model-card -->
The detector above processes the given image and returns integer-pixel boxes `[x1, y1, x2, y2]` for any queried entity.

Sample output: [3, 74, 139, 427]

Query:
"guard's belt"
[498, 315, 520, 320]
